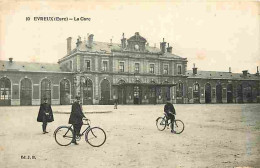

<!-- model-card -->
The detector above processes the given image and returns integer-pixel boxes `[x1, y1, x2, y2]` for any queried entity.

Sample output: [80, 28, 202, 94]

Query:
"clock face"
[135, 44, 139, 50]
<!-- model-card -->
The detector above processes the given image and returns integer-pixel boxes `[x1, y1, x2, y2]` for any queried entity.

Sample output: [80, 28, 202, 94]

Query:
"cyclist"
[69, 95, 86, 145]
[164, 98, 176, 133]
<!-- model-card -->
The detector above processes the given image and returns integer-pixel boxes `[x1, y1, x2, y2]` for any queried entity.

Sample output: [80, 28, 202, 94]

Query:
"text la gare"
[74, 17, 91, 21]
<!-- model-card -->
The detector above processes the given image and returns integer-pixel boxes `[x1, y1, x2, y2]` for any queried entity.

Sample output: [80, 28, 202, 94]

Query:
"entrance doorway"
[216, 83, 222, 103]
[60, 79, 71, 105]
[205, 83, 211, 103]
[101, 79, 110, 105]
[20, 78, 32, 105]
[227, 84, 233, 103]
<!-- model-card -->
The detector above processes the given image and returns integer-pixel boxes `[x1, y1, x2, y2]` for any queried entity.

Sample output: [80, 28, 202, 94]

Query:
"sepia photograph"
[0, 0, 259, 167]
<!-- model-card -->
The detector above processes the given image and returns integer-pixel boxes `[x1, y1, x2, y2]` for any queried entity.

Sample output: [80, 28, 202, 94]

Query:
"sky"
[0, 0, 259, 73]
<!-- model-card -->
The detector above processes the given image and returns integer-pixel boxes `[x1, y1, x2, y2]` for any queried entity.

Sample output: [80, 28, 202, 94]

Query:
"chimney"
[166, 43, 173, 53]
[76, 36, 82, 48]
[160, 38, 166, 53]
[121, 33, 126, 49]
[66, 37, 72, 55]
[9, 57, 13, 63]
[256, 66, 259, 76]
[88, 34, 94, 48]
[192, 63, 197, 75]
[242, 70, 248, 77]
[229, 67, 232, 73]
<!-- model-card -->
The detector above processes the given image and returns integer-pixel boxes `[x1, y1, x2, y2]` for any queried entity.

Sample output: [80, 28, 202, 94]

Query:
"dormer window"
[177, 64, 182, 75]
[84, 60, 91, 71]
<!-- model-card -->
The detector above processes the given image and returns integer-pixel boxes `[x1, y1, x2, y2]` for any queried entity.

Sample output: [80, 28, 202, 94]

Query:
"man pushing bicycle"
[69, 95, 87, 145]
[164, 98, 176, 133]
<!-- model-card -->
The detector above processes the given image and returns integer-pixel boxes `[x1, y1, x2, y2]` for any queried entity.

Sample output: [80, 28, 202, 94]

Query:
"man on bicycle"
[164, 98, 176, 133]
[69, 95, 86, 145]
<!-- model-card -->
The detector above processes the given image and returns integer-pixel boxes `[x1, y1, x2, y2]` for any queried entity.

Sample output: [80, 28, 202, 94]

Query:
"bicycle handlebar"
[82, 118, 90, 125]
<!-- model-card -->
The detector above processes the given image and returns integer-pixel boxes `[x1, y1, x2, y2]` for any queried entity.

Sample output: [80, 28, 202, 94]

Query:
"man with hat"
[37, 97, 54, 134]
[164, 98, 176, 133]
[69, 95, 86, 145]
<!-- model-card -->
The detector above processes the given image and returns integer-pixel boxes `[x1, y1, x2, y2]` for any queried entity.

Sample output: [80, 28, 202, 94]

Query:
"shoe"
[44, 131, 49, 134]
[171, 130, 176, 134]
[72, 141, 79, 145]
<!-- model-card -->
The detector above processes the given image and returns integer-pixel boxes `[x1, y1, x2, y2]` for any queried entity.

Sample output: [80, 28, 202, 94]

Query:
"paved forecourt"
[0, 104, 259, 168]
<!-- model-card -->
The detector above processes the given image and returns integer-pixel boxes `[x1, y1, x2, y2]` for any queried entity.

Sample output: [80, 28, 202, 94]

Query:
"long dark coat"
[37, 103, 54, 122]
[69, 102, 85, 124]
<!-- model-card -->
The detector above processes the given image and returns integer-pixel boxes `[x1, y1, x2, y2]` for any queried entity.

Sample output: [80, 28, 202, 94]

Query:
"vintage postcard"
[0, 0, 259, 167]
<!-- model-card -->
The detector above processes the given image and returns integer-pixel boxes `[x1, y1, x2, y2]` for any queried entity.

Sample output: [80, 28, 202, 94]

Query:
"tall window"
[177, 65, 182, 75]
[102, 61, 108, 71]
[119, 62, 124, 72]
[0, 77, 11, 101]
[193, 83, 199, 91]
[176, 82, 183, 97]
[69, 60, 73, 70]
[149, 64, 155, 74]
[85, 60, 91, 71]
[135, 63, 140, 73]
[163, 64, 169, 75]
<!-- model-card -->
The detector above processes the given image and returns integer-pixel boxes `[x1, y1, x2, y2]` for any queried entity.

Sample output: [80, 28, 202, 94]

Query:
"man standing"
[69, 96, 86, 145]
[113, 94, 118, 109]
[37, 97, 54, 134]
[164, 98, 176, 133]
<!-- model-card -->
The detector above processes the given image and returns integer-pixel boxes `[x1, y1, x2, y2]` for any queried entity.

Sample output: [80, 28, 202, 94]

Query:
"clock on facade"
[134, 44, 139, 50]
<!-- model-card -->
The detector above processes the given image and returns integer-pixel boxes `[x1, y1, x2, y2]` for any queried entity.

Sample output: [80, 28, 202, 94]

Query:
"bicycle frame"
[67, 122, 92, 137]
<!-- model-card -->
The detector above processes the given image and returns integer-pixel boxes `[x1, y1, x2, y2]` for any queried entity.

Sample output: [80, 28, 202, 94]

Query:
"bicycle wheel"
[156, 117, 167, 131]
[54, 126, 74, 146]
[173, 120, 185, 134]
[85, 127, 106, 147]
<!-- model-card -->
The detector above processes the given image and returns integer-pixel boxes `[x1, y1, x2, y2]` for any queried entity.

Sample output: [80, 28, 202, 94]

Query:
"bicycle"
[156, 113, 185, 134]
[54, 118, 106, 147]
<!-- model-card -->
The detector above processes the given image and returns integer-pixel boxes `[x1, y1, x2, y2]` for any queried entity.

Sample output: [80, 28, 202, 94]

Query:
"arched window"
[60, 79, 70, 105]
[176, 82, 183, 97]
[101, 79, 110, 105]
[118, 80, 126, 104]
[205, 83, 211, 103]
[20, 78, 32, 105]
[41, 79, 51, 104]
[0, 77, 11, 106]
[193, 83, 200, 103]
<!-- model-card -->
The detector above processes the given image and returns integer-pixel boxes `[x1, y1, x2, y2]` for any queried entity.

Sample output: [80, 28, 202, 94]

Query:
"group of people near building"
[37, 96, 176, 145]
[37, 96, 86, 145]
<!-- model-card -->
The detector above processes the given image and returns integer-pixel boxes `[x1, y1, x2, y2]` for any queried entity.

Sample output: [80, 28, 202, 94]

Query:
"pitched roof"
[72, 40, 184, 59]
[186, 70, 260, 80]
[0, 60, 62, 72]
[127, 32, 147, 42]
[77, 41, 121, 53]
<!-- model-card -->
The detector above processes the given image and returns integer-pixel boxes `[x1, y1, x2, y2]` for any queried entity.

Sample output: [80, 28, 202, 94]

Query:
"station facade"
[0, 32, 259, 106]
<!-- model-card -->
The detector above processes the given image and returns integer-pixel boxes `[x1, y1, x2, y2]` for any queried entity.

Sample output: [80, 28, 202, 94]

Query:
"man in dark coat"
[37, 97, 54, 134]
[164, 98, 176, 133]
[69, 96, 86, 145]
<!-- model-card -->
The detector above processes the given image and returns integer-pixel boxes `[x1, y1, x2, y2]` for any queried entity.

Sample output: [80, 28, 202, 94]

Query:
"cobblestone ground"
[0, 104, 259, 168]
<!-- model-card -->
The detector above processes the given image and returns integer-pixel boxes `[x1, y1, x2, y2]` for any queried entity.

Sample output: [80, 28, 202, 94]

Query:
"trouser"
[72, 123, 83, 142]
[166, 114, 175, 130]
[114, 102, 118, 109]
[42, 115, 48, 132]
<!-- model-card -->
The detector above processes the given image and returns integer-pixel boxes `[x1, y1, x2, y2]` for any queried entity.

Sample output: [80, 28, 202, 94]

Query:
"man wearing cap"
[69, 96, 86, 145]
[164, 98, 176, 133]
[37, 97, 54, 134]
